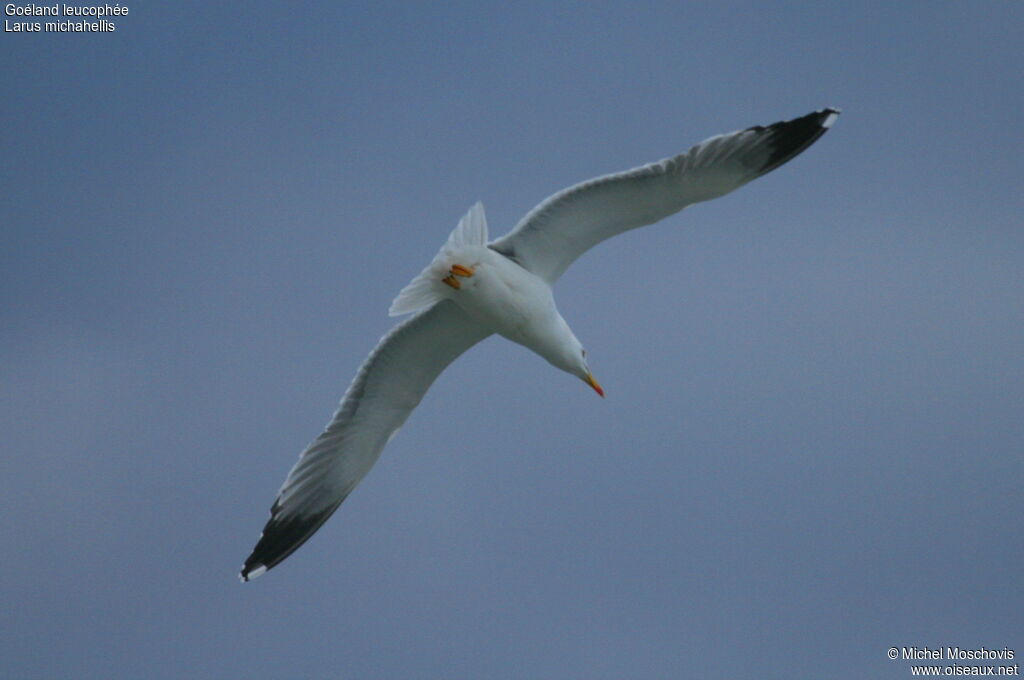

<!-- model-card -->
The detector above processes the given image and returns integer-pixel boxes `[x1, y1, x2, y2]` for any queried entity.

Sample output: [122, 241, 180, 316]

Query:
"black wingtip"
[239, 500, 344, 582]
[752, 107, 840, 175]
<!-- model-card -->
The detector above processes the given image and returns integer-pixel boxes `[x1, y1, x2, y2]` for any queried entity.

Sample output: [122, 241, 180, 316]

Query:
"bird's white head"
[538, 317, 604, 398]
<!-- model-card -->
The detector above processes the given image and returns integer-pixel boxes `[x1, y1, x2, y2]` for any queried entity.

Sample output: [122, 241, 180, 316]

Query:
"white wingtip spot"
[241, 564, 267, 582]
[821, 109, 841, 128]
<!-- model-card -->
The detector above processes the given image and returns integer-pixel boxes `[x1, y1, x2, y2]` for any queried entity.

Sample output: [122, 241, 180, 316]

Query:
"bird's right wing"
[240, 300, 491, 580]
[490, 108, 839, 283]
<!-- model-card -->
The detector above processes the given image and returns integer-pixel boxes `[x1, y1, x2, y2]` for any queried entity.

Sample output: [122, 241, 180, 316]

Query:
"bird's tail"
[388, 202, 489, 316]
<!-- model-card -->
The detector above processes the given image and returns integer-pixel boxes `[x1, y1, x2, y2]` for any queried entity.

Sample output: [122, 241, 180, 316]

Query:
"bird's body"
[391, 202, 592, 382]
[441, 245, 556, 349]
[455, 252, 580, 376]
[241, 108, 840, 581]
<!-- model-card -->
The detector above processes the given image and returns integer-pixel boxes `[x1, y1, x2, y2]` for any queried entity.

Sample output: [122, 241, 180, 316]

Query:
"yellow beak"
[585, 373, 605, 398]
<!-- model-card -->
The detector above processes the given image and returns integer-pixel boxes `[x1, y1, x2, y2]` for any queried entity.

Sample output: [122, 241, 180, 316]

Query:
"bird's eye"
[582, 349, 587, 359]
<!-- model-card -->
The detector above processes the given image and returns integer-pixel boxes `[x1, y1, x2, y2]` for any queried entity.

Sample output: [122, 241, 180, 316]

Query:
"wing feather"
[240, 300, 491, 580]
[490, 108, 839, 283]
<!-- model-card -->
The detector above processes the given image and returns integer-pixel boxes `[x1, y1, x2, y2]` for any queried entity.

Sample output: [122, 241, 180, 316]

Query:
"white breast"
[444, 246, 557, 345]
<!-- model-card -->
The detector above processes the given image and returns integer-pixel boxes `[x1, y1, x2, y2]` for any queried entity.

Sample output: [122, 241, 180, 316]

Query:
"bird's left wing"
[489, 108, 839, 283]
[241, 300, 491, 580]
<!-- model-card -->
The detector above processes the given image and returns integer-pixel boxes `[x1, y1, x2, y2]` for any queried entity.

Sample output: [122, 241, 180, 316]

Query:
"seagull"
[240, 107, 840, 581]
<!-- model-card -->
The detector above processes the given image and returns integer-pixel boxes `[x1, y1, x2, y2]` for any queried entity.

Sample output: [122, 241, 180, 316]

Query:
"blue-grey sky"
[2, 2, 1022, 678]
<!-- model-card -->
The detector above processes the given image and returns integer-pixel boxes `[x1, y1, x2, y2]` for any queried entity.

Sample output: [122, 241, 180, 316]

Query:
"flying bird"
[240, 108, 840, 580]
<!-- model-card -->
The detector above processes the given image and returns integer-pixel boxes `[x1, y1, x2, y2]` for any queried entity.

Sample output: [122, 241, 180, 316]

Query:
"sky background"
[2, 2, 1022, 678]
